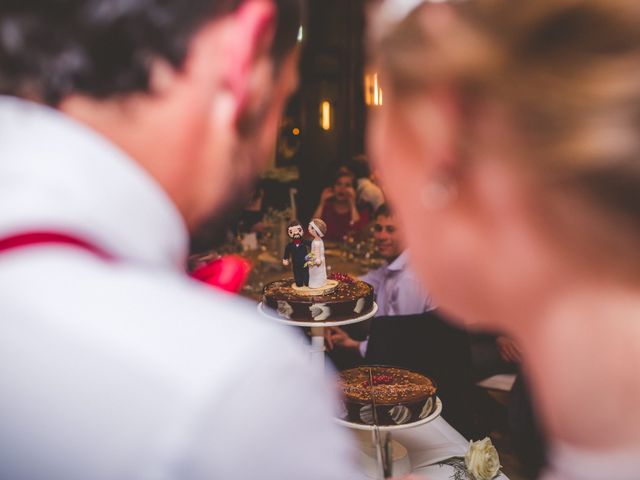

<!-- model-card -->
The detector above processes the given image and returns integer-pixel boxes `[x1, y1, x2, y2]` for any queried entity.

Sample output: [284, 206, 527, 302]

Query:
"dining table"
[220, 236, 510, 480]
[346, 414, 510, 479]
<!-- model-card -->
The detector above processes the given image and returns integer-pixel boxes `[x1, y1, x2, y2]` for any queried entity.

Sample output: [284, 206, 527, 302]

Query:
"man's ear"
[225, 0, 276, 120]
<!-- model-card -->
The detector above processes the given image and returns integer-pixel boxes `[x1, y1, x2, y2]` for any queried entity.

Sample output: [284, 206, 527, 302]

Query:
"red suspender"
[0, 232, 115, 262]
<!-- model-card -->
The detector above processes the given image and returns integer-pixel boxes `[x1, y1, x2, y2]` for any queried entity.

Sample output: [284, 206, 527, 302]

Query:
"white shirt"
[358, 250, 434, 355]
[356, 178, 385, 212]
[0, 97, 362, 480]
[361, 251, 433, 317]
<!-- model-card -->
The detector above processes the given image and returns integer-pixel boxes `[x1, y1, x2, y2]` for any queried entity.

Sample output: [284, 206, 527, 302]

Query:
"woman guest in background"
[312, 167, 370, 241]
[307, 218, 328, 288]
[370, 0, 640, 478]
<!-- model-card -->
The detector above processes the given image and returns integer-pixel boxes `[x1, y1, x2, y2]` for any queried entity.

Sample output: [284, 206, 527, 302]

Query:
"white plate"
[257, 301, 378, 327]
[335, 397, 442, 432]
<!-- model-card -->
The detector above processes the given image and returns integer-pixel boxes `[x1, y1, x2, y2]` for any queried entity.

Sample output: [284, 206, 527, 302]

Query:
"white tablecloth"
[476, 373, 517, 392]
[348, 416, 509, 479]
[400, 416, 508, 478]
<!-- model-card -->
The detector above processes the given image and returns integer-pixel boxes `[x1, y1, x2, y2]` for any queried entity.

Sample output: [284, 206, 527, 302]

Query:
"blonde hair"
[377, 0, 640, 281]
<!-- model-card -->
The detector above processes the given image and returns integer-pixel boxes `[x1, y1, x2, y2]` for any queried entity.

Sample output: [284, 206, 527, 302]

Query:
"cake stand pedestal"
[336, 397, 443, 479]
[257, 302, 378, 372]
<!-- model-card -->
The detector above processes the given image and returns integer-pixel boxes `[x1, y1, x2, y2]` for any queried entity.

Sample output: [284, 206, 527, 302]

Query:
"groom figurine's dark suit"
[283, 220, 310, 287]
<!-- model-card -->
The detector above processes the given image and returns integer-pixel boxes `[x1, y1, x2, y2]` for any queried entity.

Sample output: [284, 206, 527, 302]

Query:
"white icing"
[338, 401, 349, 420]
[360, 404, 375, 425]
[353, 297, 365, 314]
[389, 405, 411, 424]
[419, 397, 434, 419]
[277, 300, 293, 319]
[309, 303, 331, 321]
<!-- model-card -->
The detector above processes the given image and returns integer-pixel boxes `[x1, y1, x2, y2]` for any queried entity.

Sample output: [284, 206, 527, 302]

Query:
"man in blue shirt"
[326, 204, 434, 356]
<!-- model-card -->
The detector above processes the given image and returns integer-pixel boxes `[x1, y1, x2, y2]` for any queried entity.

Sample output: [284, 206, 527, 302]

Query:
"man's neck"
[384, 254, 400, 265]
[59, 93, 199, 229]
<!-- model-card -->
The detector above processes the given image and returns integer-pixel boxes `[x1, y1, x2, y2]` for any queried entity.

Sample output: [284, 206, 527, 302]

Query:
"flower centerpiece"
[439, 437, 502, 480]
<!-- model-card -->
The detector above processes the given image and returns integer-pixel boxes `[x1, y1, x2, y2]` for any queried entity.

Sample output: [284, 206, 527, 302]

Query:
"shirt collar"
[0, 96, 188, 270]
[386, 250, 410, 272]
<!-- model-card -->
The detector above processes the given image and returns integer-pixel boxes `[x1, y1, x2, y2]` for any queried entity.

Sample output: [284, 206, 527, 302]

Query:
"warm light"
[373, 74, 380, 105]
[364, 73, 383, 106]
[297, 25, 304, 43]
[320, 100, 332, 131]
[364, 74, 372, 106]
[292, 127, 300, 136]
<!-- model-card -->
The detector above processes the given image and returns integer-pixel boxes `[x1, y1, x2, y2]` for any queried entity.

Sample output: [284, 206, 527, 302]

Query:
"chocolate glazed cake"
[262, 275, 374, 322]
[339, 366, 437, 426]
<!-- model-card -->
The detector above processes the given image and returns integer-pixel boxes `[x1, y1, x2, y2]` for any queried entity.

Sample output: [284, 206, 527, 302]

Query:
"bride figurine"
[307, 218, 328, 288]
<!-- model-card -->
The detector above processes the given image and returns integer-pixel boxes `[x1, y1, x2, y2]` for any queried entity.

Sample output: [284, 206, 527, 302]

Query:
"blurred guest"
[312, 167, 370, 241]
[361, 204, 433, 316]
[236, 184, 266, 235]
[470, 334, 519, 381]
[0, 1, 364, 479]
[326, 203, 474, 435]
[471, 332, 547, 475]
[326, 204, 433, 356]
[351, 154, 386, 215]
[370, 0, 640, 477]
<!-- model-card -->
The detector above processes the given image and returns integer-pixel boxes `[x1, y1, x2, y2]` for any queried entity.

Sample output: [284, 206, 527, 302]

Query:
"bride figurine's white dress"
[308, 239, 327, 288]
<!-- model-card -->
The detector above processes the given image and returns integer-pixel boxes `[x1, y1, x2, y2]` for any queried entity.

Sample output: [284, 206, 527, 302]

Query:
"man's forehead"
[375, 215, 394, 224]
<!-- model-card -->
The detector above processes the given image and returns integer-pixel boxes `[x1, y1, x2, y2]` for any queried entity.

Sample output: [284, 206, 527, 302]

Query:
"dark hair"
[333, 166, 355, 186]
[374, 203, 392, 219]
[288, 220, 301, 228]
[349, 155, 371, 180]
[0, 0, 301, 105]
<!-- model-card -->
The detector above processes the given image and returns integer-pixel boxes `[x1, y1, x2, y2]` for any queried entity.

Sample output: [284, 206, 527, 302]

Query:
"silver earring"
[420, 176, 457, 210]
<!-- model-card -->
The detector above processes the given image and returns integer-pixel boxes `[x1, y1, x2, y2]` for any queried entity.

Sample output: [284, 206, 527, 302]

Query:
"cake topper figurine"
[307, 218, 328, 288]
[283, 220, 310, 287]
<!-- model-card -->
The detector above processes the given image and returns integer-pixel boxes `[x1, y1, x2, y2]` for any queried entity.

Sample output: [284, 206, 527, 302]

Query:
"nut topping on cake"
[338, 366, 437, 426]
[263, 278, 374, 322]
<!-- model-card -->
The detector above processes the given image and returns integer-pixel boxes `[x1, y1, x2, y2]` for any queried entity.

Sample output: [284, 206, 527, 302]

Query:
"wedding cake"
[262, 273, 374, 322]
[339, 366, 437, 426]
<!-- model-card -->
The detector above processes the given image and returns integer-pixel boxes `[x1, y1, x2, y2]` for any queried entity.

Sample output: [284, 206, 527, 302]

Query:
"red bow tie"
[293, 240, 302, 246]
[190, 255, 251, 294]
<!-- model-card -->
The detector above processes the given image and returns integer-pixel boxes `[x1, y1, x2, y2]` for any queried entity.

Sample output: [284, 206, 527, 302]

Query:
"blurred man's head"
[0, 0, 302, 230]
[350, 155, 371, 181]
[372, 204, 403, 261]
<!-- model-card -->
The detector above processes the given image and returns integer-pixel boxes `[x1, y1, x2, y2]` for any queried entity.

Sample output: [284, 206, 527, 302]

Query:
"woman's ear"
[404, 86, 464, 177]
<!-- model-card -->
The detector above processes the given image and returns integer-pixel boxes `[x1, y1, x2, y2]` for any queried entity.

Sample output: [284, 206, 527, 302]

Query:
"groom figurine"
[283, 220, 310, 287]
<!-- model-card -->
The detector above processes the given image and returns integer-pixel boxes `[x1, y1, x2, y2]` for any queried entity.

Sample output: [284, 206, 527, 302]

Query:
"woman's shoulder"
[544, 441, 640, 480]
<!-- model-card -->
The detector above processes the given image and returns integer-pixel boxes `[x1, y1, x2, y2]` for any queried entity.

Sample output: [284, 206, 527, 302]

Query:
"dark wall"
[295, 0, 367, 224]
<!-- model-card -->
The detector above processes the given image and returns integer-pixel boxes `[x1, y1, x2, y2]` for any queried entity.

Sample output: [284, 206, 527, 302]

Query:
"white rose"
[464, 437, 501, 480]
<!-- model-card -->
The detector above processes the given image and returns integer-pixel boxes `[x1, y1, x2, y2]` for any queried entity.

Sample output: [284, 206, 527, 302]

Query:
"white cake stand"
[337, 397, 443, 479]
[257, 302, 378, 372]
